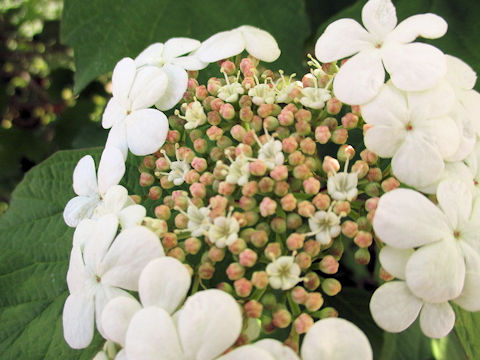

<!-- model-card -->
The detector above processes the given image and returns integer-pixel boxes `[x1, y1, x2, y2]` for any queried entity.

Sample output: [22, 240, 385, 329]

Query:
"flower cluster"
[61, 0, 480, 359]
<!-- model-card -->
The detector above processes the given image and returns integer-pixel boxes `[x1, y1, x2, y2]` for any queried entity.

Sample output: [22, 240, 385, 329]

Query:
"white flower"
[218, 339, 299, 360]
[101, 257, 191, 347]
[176, 100, 207, 130]
[361, 81, 459, 188]
[63, 147, 126, 227]
[102, 58, 169, 157]
[257, 130, 284, 170]
[123, 289, 242, 360]
[217, 74, 245, 103]
[248, 83, 276, 106]
[226, 156, 250, 186]
[176, 202, 212, 238]
[275, 71, 301, 104]
[159, 148, 191, 186]
[308, 210, 342, 245]
[301, 318, 373, 360]
[465, 142, 480, 195]
[373, 180, 480, 305]
[315, 0, 448, 104]
[208, 212, 239, 248]
[62, 214, 164, 349]
[135, 38, 208, 111]
[266, 255, 302, 290]
[327, 167, 358, 201]
[300, 86, 331, 109]
[196, 25, 280, 63]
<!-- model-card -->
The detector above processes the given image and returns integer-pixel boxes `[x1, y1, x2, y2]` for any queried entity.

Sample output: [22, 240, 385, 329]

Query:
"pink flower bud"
[282, 137, 298, 153]
[249, 160, 267, 177]
[341, 113, 359, 129]
[381, 177, 400, 192]
[257, 104, 274, 118]
[264, 243, 282, 260]
[294, 313, 314, 334]
[239, 196, 256, 211]
[322, 156, 340, 174]
[295, 110, 312, 123]
[240, 57, 256, 76]
[278, 110, 294, 126]
[174, 213, 188, 229]
[302, 73, 316, 87]
[160, 176, 174, 189]
[155, 157, 170, 171]
[234, 277, 253, 297]
[226, 262, 245, 280]
[341, 220, 358, 238]
[239, 106, 254, 122]
[258, 177, 275, 193]
[162, 195, 174, 208]
[251, 271, 269, 289]
[193, 138, 208, 153]
[303, 177, 321, 195]
[355, 247, 371, 265]
[206, 126, 223, 141]
[297, 200, 315, 217]
[300, 138, 316, 155]
[264, 116, 279, 132]
[177, 147, 195, 163]
[219, 103, 235, 120]
[352, 160, 369, 178]
[229, 125, 246, 142]
[365, 197, 379, 212]
[218, 181, 236, 196]
[244, 300, 263, 318]
[220, 60, 236, 75]
[281, 194, 297, 212]
[190, 157, 206, 173]
[295, 252, 312, 270]
[273, 181, 289, 197]
[184, 170, 200, 184]
[360, 149, 378, 165]
[331, 128, 348, 144]
[269, 165, 287, 181]
[167, 130, 181, 144]
[318, 255, 339, 274]
[154, 205, 171, 220]
[315, 125, 331, 144]
[326, 97, 342, 115]
[304, 239, 321, 257]
[139, 172, 154, 187]
[260, 197, 277, 217]
[199, 262, 215, 279]
[244, 211, 259, 226]
[293, 164, 310, 180]
[142, 155, 156, 170]
[185, 237, 202, 255]
[239, 248, 258, 267]
[367, 167, 382, 182]
[251, 230, 268, 248]
[291, 286, 308, 304]
[304, 272, 320, 291]
[287, 233, 305, 251]
[216, 282, 234, 294]
[210, 98, 224, 112]
[187, 78, 198, 91]
[312, 193, 330, 210]
[148, 186, 162, 200]
[167, 247, 185, 262]
[208, 247, 226, 263]
[235, 144, 253, 158]
[209, 147, 224, 162]
[295, 120, 311, 136]
[199, 172, 214, 186]
[273, 309, 292, 328]
[321, 278, 342, 296]
[207, 110, 221, 125]
[333, 201, 351, 216]
[242, 181, 258, 197]
[242, 130, 256, 146]
[337, 144, 355, 162]
[271, 217, 287, 233]
[194, 85, 208, 100]
[226, 237, 246, 254]
[242, 77, 256, 89]
[305, 292, 324, 312]
[162, 233, 177, 250]
[354, 231, 373, 248]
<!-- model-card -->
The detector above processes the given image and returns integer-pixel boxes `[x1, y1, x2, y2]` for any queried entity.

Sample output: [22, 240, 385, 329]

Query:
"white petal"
[445, 105, 476, 162]
[315, 19, 373, 63]
[407, 81, 455, 119]
[405, 238, 465, 303]
[436, 179, 472, 230]
[100, 226, 164, 290]
[139, 257, 191, 314]
[333, 51, 384, 105]
[73, 219, 96, 248]
[419, 302, 455, 338]
[254, 339, 300, 360]
[171, 55, 208, 71]
[102, 97, 127, 129]
[416, 161, 474, 195]
[125, 109, 169, 156]
[445, 54, 477, 91]
[95, 286, 132, 338]
[361, 0, 397, 37]
[364, 125, 405, 158]
[217, 345, 275, 360]
[62, 292, 95, 349]
[66, 245, 89, 293]
[361, 82, 409, 126]
[239, 25, 281, 62]
[461, 90, 480, 135]
[301, 318, 373, 360]
[96, 185, 131, 216]
[63, 196, 99, 227]
[178, 289, 242, 360]
[101, 296, 142, 346]
[154, 63, 188, 111]
[130, 66, 169, 110]
[383, 42, 447, 91]
[369, 281, 422, 333]
[112, 58, 136, 103]
[118, 204, 146, 229]
[125, 307, 184, 360]
[73, 155, 98, 197]
[135, 43, 164, 68]
[391, 133, 445, 188]
[379, 246, 414, 280]
[83, 214, 119, 274]
[453, 271, 480, 311]
[115, 350, 127, 360]
[387, 14, 448, 43]
[374, 188, 450, 248]
[105, 123, 128, 161]
[163, 37, 201, 60]
[97, 147, 125, 196]
[415, 116, 460, 160]
[196, 29, 245, 63]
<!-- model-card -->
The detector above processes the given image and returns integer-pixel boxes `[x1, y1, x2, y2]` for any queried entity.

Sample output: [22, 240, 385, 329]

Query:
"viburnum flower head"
[102, 57, 169, 157]
[196, 25, 281, 63]
[373, 180, 480, 310]
[315, 0, 448, 104]
[63, 147, 130, 227]
[135, 38, 208, 111]
[62, 214, 164, 349]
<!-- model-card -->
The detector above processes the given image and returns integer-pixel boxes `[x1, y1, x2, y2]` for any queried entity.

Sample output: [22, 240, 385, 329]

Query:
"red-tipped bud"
[321, 278, 342, 296]
[315, 125, 331, 144]
[318, 255, 339, 274]
[244, 300, 263, 318]
[251, 271, 269, 289]
[234, 277, 253, 297]
[305, 292, 324, 312]
[294, 313, 314, 334]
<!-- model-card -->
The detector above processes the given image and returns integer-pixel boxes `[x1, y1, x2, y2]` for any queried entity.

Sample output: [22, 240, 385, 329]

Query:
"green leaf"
[315, 0, 480, 90]
[61, 0, 310, 93]
[452, 305, 480, 359]
[0, 148, 144, 359]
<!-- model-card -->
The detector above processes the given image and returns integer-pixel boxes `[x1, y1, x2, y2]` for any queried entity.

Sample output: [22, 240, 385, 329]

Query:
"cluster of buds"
[135, 56, 398, 347]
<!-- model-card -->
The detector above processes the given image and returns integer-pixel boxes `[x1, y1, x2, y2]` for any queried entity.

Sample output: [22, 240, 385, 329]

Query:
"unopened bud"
[326, 97, 342, 115]
[321, 278, 342, 296]
[341, 113, 358, 129]
[239, 248, 258, 267]
[381, 177, 400, 192]
[273, 308, 292, 328]
[264, 243, 282, 260]
[251, 271, 269, 289]
[305, 292, 324, 312]
[140, 172, 155, 187]
[260, 197, 277, 217]
[318, 255, 339, 274]
[355, 247, 371, 265]
[304, 272, 320, 291]
[291, 286, 308, 304]
[226, 263, 245, 280]
[360, 149, 378, 165]
[234, 277, 253, 297]
[331, 128, 348, 144]
[294, 313, 314, 334]
[244, 300, 263, 318]
[341, 220, 358, 238]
